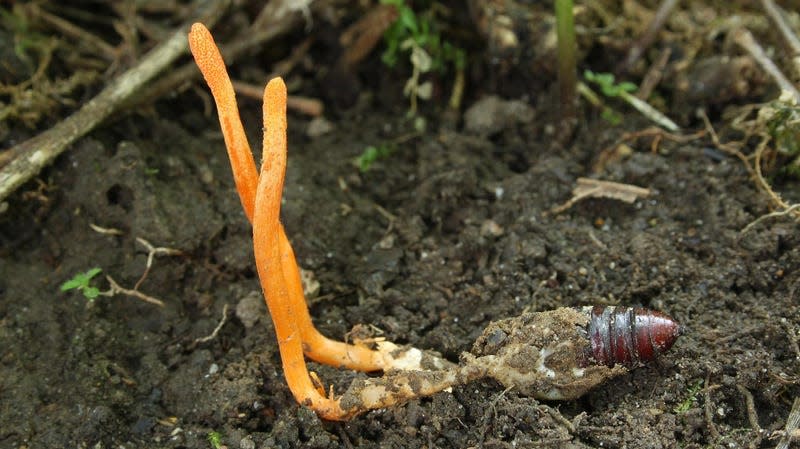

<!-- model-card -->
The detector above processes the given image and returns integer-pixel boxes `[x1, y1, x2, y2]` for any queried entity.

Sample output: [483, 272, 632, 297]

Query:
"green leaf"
[399, 7, 418, 34]
[60, 278, 83, 291]
[584, 70, 638, 97]
[83, 287, 100, 300]
[84, 267, 103, 279]
[617, 81, 637, 93]
[60, 268, 102, 293]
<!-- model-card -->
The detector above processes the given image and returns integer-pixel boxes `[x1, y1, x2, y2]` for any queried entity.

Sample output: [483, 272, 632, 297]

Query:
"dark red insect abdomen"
[585, 306, 681, 368]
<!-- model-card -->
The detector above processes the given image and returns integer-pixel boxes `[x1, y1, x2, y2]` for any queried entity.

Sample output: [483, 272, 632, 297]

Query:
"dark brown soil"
[1, 3, 799, 449]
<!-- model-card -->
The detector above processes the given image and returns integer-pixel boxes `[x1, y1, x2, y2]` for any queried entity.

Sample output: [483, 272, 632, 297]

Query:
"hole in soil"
[106, 184, 134, 211]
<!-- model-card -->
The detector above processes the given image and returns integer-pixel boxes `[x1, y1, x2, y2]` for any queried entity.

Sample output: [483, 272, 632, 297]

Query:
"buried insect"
[466, 306, 682, 401]
[188, 22, 682, 420]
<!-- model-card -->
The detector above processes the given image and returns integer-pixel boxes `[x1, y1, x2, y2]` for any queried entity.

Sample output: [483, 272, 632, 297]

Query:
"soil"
[1, 4, 799, 449]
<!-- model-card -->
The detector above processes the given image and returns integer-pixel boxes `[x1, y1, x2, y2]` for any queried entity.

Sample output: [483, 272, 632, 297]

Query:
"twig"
[0, 0, 229, 203]
[102, 275, 165, 307]
[619, 0, 679, 72]
[231, 80, 324, 116]
[551, 178, 651, 214]
[740, 204, 800, 234]
[732, 27, 800, 103]
[134, 0, 317, 112]
[760, 0, 800, 77]
[134, 237, 183, 291]
[698, 109, 753, 173]
[89, 223, 124, 236]
[618, 89, 679, 131]
[754, 134, 794, 212]
[25, 3, 118, 61]
[193, 303, 229, 345]
[339, 4, 398, 68]
[637, 47, 671, 100]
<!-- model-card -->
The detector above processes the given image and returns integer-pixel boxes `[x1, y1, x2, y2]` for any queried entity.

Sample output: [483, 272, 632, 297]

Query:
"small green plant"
[356, 144, 393, 172]
[582, 70, 678, 131]
[60, 268, 103, 301]
[582, 70, 637, 124]
[207, 431, 223, 449]
[762, 93, 800, 176]
[584, 70, 638, 98]
[673, 379, 703, 414]
[380, 0, 465, 115]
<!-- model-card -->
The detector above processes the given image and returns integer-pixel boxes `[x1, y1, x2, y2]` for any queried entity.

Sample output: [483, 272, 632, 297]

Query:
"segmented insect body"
[584, 306, 682, 368]
[469, 306, 681, 400]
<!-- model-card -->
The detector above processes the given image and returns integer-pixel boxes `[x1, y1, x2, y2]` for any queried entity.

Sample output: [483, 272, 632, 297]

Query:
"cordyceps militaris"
[188, 22, 682, 421]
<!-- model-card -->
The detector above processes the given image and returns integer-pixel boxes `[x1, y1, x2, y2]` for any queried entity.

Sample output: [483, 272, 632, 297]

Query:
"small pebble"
[306, 117, 334, 138]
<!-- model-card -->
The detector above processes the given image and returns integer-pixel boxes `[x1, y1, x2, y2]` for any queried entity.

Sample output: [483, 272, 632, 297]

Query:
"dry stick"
[732, 27, 800, 103]
[133, 2, 312, 112]
[102, 275, 165, 307]
[231, 80, 324, 117]
[133, 237, 183, 291]
[619, 0, 679, 72]
[760, 0, 800, 77]
[0, 0, 228, 203]
[740, 204, 800, 234]
[193, 303, 230, 345]
[89, 223, 124, 236]
[754, 135, 794, 211]
[636, 47, 671, 101]
[26, 3, 118, 61]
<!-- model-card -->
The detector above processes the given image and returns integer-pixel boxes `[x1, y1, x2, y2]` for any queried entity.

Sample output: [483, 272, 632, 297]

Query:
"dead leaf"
[551, 178, 651, 214]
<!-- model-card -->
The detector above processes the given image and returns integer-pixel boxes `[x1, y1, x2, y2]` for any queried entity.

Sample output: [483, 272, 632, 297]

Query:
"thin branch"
[26, 3, 118, 61]
[102, 275, 165, 307]
[760, 0, 800, 77]
[732, 27, 800, 103]
[740, 204, 800, 234]
[0, 0, 229, 202]
[134, 237, 183, 291]
[193, 303, 230, 345]
[619, 0, 679, 72]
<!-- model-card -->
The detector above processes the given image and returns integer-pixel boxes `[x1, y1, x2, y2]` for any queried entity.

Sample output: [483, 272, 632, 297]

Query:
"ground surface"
[2, 3, 800, 449]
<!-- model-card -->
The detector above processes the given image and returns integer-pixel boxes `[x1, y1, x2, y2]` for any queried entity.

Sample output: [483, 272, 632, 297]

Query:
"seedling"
[380, 0, 465, 115]
[761, 93, 800, 176]
[356, 144, 392, 172]
[60, 268, 103, 301]
[206, 431, 223, 449]
[674, 379, 703, 414]
[584, 70, 678, 131]
[59, 236, 178, 307]
[584, 70, 638, 97]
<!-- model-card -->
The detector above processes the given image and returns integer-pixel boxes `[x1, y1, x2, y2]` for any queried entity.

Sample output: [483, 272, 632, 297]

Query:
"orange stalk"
[188, 23, 258, 222]
[279, 234, 386, 371]
[188, 23, 387, 373]
[253, 78, 352, 420]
